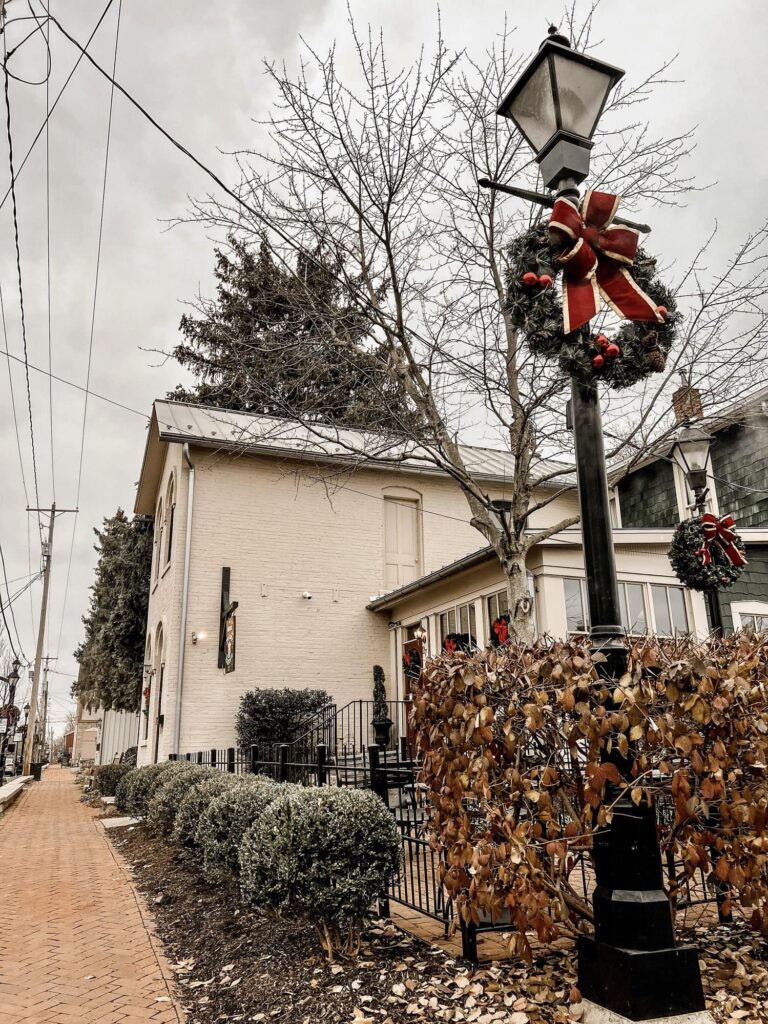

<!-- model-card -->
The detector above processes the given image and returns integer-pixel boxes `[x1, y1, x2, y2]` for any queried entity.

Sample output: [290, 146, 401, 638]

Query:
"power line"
[0, 540, 24, 660]
[45, 0, 55, 502]
[2, 40, 42, 523]
[0, 283, 30, 506]
[55, 0, 122, 663]
[0, 345, 149, 418]
[0, 0, 117, 212]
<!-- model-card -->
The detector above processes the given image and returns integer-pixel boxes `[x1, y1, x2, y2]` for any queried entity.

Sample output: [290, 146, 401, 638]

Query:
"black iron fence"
[174, 701, 724, 962]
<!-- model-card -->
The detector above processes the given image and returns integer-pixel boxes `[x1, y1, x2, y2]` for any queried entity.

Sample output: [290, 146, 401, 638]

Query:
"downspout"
[173, 443, 195, 756]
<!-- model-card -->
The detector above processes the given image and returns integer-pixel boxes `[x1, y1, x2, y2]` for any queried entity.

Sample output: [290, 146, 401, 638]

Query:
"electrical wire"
[44, 0, 54, 502]
[3, 39, 42, 524]
[0, 346, 149, 418]
[54, 0, 122, 662]
[0, 541, 24, 660]
[0, 0, 117, 212]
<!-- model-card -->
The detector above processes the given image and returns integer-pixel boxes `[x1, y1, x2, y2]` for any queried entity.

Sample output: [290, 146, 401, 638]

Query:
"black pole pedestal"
[570, 381, 708, 1022]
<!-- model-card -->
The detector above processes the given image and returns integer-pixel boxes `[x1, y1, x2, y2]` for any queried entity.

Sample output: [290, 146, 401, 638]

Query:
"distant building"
[132, 400, 724, 765]
[613, 386, 768, 631]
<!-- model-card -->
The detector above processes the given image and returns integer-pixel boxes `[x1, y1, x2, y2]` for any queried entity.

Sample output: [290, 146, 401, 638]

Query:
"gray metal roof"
[150, 400, 573, 486]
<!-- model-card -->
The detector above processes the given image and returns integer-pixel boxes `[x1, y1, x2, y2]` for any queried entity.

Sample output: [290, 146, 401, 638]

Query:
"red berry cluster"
[521, 271, 553, 290]
[591, 334, 621, 371]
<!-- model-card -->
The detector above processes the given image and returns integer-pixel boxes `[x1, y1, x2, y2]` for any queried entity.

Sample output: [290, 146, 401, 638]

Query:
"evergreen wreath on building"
[506, 218, 679, 389]
[669, 514, 748, 592]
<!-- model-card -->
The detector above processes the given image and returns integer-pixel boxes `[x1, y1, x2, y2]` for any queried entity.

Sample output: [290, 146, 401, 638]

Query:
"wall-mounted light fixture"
[191, 630, 207, 645]
[301, 591, 313, 600]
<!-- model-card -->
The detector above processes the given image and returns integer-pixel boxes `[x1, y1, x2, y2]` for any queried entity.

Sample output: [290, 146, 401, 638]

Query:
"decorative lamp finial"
[546, 24, 571, 47]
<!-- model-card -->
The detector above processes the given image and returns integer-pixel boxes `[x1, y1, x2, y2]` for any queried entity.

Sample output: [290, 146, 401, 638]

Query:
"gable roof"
[135, 399, 573, 514]
[609, 383, 768, 484]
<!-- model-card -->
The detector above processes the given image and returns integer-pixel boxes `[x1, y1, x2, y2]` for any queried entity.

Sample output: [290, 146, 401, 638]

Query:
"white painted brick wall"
[138, 443, 580, 764]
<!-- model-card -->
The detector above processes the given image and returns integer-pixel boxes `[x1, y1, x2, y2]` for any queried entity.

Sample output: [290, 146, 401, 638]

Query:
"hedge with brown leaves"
[412, 635, 768, 959]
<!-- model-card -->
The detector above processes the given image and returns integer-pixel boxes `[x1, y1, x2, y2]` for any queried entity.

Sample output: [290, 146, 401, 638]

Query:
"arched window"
[142, 637, 153, 741]
[164, 475, 175, 566]
[153, 498, 164, 581]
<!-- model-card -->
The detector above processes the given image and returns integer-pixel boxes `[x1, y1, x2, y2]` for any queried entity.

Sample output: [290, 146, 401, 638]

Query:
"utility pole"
[37, 657, 52, 764]
[23, 507, 54, 776]
[22, 506, 76, 776]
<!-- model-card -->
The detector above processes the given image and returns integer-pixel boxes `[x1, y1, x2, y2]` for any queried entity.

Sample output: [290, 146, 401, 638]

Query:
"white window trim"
[731, 601, 768, 629]
[563, 576, 691, 637]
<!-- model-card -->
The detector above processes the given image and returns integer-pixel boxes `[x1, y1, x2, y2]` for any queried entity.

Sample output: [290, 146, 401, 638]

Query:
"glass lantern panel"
[552, 55, 614, 139]
[508, 59, 558, 151]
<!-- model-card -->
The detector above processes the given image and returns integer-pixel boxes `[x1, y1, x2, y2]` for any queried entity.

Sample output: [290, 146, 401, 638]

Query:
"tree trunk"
[502, 552, 535, 646]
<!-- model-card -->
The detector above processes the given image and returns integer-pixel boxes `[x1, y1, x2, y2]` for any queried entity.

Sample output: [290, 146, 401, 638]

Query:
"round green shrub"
[93, 763, 133, 798]
[147, 765, 216, 836]
[239, 787, 401, 956]
[172, 774, 242, 848]
[115, 768, 135, 813]
[122, 762, 175, 818]
[197, 776, 287, 877]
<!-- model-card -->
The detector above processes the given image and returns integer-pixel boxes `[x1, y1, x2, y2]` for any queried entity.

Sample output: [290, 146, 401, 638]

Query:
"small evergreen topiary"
[239, 786, 401, 958]
[146, 765, 216, 835]
[171, 774, 242, 848]
[197, 776, 288, 877]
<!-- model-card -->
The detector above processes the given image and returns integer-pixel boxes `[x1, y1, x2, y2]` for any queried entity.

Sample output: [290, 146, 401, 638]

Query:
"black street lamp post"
[495, 28, 709, 1024]
[0, 658, 21, 786]
[671, 421, 723, 634]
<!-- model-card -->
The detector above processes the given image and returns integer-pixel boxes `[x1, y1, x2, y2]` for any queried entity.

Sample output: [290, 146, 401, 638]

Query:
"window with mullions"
[740, 612, 768, 632]
[564, 578, 589, 633]
[566, 578, 687, 636]
[439, 601, 477, 650]
[651, 585, 689, 635]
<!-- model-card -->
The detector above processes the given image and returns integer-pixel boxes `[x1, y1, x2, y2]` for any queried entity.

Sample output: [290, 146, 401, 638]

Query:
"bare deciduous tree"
[182, 7, 768, 642]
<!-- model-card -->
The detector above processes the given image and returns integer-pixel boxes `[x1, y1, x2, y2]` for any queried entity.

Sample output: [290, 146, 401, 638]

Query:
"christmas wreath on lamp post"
[669, 513, 748, 591]
[506, 192, 679, 388]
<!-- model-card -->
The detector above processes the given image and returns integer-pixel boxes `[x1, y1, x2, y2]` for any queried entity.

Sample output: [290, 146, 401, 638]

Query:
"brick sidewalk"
[0, 765, 184, 1024]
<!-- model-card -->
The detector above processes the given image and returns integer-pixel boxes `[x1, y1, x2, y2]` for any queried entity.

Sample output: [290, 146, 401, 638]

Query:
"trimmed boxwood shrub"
[115, 768, 136, 812]
[172, 774, 242, 848]
[147, 765, 216, 836]
[121, 762, 175, 817]
[239, 786, 401, 957]
[197, 776, 288, 877]
[93, 763, 133, 797]
[235, 687, 331, 750]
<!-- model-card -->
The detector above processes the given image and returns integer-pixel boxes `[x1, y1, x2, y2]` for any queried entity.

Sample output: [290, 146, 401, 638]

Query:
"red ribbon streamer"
[695, 512, 748, 568]
[549, 190, 663, 334]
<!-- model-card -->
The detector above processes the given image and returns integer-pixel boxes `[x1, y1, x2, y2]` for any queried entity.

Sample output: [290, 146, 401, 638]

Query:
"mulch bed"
[111, 823, 768, 1024]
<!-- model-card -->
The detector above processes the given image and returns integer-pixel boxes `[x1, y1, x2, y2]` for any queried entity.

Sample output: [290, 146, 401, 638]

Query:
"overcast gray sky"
[0, 0, 765, 729]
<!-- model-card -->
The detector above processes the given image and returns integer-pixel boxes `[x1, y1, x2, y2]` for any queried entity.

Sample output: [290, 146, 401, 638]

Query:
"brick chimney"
[672, 385, 703, 423]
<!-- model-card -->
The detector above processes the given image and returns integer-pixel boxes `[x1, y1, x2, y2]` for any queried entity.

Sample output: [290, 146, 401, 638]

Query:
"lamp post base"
[581, 998, 713, 1024]
[578, 936, 708, 1022]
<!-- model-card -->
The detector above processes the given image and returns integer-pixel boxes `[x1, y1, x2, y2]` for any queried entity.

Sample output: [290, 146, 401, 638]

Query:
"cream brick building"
[134, 400, 711, 765]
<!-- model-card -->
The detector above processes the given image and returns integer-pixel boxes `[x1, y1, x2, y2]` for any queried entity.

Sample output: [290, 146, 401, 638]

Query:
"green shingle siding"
[618, 460, 678, 528]
[720, 544, 768, 631]
[711, 421, 768, 528]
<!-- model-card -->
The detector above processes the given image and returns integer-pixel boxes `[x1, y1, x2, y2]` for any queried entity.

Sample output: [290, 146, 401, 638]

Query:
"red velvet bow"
[696, 512, 748, 568]
[444, 637, 457, 654]
[493, 616, 509, 645]
[549, 191, 662, 334]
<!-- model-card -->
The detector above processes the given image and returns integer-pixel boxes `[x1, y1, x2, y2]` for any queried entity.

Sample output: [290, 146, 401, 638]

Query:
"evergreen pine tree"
[73, 510, 153, 712]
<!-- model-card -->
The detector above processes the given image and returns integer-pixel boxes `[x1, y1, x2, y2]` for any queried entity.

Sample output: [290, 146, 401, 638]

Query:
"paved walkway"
[0, 765, 184, 1024]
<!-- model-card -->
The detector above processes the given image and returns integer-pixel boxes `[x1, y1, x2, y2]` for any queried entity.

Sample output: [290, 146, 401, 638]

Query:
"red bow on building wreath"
[492, 616, 509, 645]
[549, 191, 663, 334]
[695, 513, 748, 568]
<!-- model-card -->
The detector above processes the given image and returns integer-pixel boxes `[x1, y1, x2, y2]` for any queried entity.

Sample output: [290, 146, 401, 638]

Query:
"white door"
[384, 498, 420, 590]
